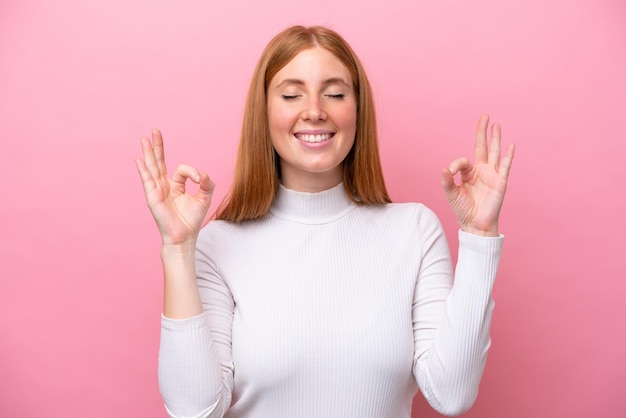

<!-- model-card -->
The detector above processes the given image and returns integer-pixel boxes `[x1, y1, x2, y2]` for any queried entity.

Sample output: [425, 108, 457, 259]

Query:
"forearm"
[159, 313, 232, 418]
[161, 241, 203, 319]
[158, 238, 234, 417]
[415, 231, 503, 416]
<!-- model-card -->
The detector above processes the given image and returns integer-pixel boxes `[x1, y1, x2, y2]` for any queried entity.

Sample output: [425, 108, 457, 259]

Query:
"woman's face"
[267, 47, 357, 192]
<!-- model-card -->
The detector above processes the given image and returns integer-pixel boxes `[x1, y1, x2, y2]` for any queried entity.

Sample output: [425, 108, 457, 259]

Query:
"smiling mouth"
[294, 133, 334, 143]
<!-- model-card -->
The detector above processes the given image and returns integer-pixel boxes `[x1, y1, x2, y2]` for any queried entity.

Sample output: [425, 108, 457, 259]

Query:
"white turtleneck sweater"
[158, 183, 503, 418]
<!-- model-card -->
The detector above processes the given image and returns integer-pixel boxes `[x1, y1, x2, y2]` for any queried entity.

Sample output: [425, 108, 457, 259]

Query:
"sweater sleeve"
[412, 207, 503, 416]
[158, 231, 235, 418]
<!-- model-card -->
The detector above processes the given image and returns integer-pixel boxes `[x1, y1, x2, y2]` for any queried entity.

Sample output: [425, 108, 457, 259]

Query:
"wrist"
[460, 224, 499, 237]
[160, 239, 197, 257]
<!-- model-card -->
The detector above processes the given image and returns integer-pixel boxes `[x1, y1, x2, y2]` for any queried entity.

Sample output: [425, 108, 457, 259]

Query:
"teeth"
[298, 133, 332, 143]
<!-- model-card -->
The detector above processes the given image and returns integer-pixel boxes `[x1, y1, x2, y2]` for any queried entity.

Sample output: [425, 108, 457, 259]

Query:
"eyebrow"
[275, 77, 350, 88]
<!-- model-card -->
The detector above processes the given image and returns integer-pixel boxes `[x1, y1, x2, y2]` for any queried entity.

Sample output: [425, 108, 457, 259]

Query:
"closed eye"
[325, 93, 345, 99]
[281, 95, 299, 100]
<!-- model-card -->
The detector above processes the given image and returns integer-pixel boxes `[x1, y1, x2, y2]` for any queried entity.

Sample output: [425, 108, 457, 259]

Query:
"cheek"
[268, 105, 293, 136]
[337, 104, 358, 133]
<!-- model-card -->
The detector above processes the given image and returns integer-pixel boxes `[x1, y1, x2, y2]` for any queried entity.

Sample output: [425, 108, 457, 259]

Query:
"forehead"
[270, 47, 353, 87]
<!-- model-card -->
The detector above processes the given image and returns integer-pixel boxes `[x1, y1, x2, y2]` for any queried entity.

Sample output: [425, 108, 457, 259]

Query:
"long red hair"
[216, 26, 390, 222]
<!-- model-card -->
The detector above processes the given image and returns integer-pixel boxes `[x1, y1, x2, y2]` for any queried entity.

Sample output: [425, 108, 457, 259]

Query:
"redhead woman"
[136, 25, 515, 418]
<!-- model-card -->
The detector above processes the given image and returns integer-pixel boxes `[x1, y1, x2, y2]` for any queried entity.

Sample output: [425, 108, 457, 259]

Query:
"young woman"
[136, 25, 515, 418]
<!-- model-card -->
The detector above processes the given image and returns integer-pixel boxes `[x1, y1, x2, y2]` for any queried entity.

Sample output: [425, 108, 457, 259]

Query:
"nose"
[302, 96, 327, 122]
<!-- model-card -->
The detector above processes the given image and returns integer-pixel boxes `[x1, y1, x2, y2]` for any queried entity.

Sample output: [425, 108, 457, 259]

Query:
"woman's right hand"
[135, 129, 215, 246]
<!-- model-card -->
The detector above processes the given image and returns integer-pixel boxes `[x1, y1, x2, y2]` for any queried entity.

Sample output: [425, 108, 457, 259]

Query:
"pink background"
[1, 0, 625, 416]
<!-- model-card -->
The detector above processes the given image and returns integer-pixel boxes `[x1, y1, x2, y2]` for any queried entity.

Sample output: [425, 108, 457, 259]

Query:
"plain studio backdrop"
[1, 0, 624, 417]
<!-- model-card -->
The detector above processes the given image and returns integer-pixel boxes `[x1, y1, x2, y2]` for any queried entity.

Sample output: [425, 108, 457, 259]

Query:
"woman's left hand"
[441, 115, 515, 237]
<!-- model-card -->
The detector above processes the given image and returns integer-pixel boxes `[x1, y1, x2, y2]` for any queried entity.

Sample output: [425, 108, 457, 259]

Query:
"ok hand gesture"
[441, 115, 515, 237]
[136, 129, 215, 246]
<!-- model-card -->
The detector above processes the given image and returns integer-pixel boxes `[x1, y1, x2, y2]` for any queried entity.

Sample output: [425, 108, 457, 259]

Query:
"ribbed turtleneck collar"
[269, 182, 357, 225]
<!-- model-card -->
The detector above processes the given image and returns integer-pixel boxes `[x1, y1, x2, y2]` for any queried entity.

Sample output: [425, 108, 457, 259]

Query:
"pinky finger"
[135, 158, 156, 194]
